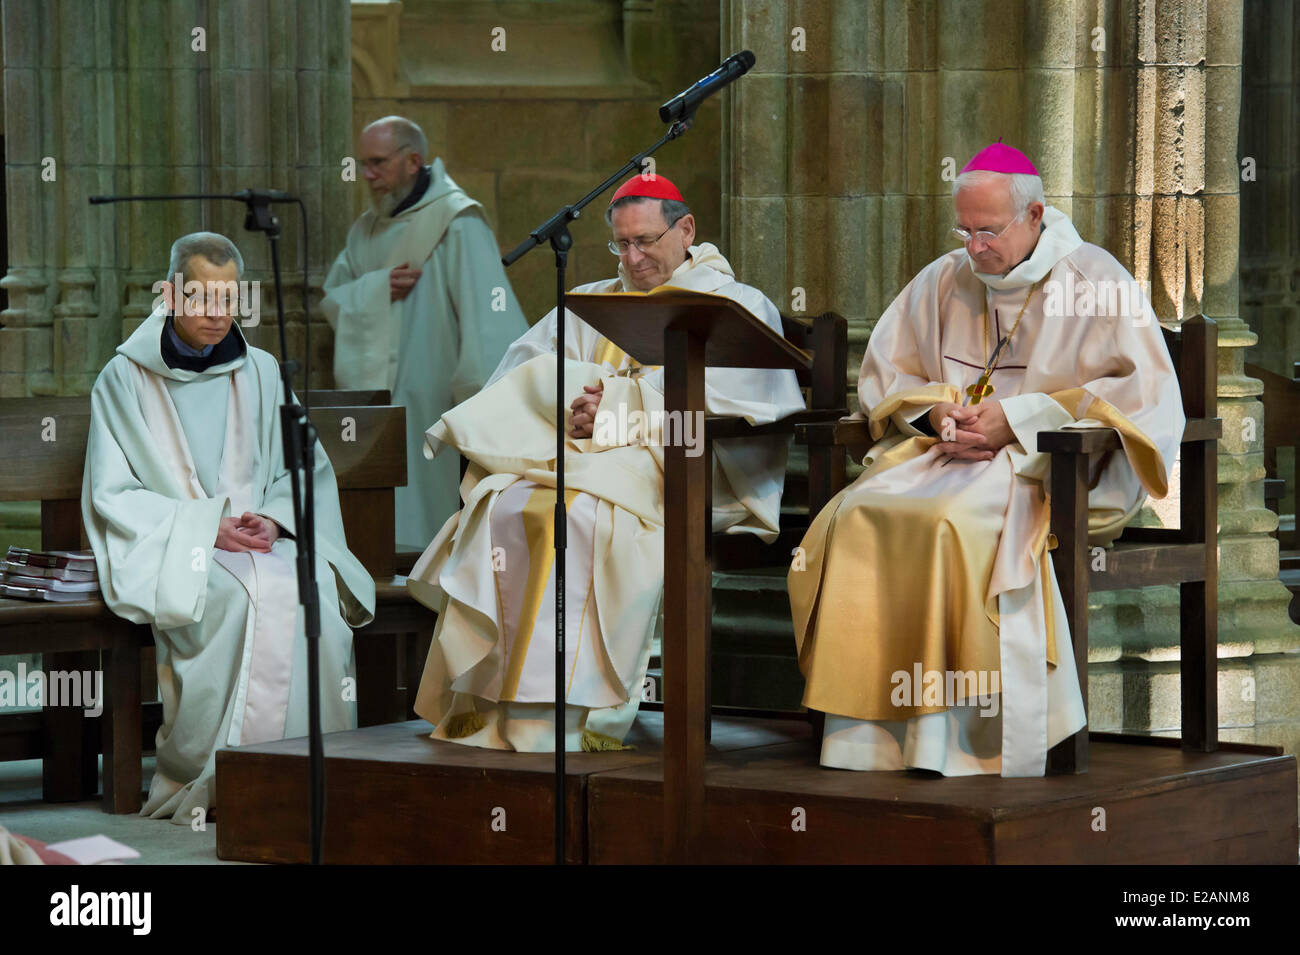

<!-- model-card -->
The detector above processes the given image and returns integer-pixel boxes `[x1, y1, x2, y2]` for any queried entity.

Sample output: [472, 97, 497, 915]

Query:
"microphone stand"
[89, 190, 327, 865]
[501, 115, 694, 865]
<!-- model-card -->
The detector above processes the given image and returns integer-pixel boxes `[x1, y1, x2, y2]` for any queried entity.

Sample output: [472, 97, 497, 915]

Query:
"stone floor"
[0, 756, 249, 865]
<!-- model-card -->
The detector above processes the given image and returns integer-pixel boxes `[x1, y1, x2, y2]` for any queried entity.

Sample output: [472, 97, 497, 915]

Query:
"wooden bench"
[795, 316, 1222, 773]
[301, 390, 439, 727]
[0, 389, 434, 812]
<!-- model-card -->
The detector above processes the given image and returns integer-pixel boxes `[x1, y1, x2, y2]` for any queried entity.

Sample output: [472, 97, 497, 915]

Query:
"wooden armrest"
[706, 408, 848, 441]
[1115, 526, 1186, 545]
[706, 415, 778, 440]
[1181, 417, 1221, 442]
[795, 415, 870, 446]
[1040, 417, 1220, 455]
[1037, 427, 1123, 454]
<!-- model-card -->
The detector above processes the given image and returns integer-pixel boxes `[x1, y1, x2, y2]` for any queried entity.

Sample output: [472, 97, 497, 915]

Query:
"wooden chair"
[707, 312, 850, 570]
[1041, 316, 1220, 771]
[795, 316, 1222, 773]
[652, 311, 849, 730]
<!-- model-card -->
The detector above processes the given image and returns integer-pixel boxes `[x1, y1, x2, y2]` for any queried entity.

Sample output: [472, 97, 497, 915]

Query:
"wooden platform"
[589, 735, 1298, 863]
[214, 713, 811, 864]
[215, 716, 1298, 865]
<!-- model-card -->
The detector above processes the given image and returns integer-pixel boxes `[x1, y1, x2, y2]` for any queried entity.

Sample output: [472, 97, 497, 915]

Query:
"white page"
[45, 834, 141, 865]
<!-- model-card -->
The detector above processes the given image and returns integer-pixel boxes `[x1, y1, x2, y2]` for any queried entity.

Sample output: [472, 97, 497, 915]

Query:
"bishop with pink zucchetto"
[788, 143, 1187, 776]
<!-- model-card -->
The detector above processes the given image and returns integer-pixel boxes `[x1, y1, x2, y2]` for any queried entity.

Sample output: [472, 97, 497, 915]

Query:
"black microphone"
[232, 188, 294, 202]
[659, 50, 755, 123]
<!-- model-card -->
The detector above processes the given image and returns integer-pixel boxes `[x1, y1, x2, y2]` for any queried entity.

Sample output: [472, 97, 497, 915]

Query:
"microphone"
[232, 188, 294, 202]
[658, 50, 755, 123]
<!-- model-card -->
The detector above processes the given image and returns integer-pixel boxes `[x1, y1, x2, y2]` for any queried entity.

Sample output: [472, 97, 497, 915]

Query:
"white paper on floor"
[45, 834, 141, 865]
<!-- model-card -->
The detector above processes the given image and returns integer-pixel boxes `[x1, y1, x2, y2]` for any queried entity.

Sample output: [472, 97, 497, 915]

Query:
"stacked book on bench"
[0, 547, 99, 603]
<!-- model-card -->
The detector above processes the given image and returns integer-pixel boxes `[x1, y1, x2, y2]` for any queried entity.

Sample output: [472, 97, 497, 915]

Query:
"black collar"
[161, 316, 246, 371]
[390, 164, 433, 218]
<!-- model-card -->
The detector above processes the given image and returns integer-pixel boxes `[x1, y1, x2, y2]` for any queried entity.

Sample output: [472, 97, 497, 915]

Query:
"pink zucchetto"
[960, 141, 1039, 176]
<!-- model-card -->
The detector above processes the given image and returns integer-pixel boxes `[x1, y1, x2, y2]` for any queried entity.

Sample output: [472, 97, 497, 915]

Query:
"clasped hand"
[389, 261, 422, 302]
[928, 400, 1015, 462]
[215, 512, 280, 553]
[568, 383, 604, 439]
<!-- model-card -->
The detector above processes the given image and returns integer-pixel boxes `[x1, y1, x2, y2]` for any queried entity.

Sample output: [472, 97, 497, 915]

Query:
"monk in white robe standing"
[83, 232, 375, 823]
[408, 175, 806, 751]
[789, 144, 1185, 777]
[322, 116, 528, 551]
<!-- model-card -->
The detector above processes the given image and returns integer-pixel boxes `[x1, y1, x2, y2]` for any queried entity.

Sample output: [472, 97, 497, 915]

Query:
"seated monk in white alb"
[82, 232, 375, 822]
[790, 144, 1185, 777]
[408, 174, 806, 751]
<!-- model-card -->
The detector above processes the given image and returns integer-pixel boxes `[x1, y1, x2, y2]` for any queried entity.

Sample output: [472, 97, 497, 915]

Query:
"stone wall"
[0, 0, 353, 398]
[1240, 0, 1300, 520]
[1241, 0, 1299, 379]
[0, 0, 354, 547]
[349, 0, 723, 322]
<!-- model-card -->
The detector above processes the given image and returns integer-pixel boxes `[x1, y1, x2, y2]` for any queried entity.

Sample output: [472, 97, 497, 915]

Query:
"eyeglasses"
[183, 289, 239, 315]
[608, 224, 674, 256]
[951, 211, 1024, 246]
[361, 145, 410, 172]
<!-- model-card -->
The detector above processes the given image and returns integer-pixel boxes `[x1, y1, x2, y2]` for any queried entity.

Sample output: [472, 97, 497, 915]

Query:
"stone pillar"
[0, 0, 353, 399]
[1240, 0, 1300, 378]
[1240, 0, 1300, 518]
[719, 0, 1300, 764]
[0, 0, 353, 554]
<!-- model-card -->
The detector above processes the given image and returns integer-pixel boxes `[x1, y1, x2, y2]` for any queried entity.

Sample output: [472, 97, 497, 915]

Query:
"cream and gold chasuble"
[407, 244, 806, 751]
[789, 208, 1185, 776]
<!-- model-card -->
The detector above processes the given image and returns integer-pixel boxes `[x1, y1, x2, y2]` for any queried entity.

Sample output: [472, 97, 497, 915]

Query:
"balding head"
[951, 171, 1045, 276]
[362, 116, 428, 163]
[359, 116, 428, 216]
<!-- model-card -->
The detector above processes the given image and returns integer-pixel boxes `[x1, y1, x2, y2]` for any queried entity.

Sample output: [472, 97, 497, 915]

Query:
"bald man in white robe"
[323, 117, 528, 551]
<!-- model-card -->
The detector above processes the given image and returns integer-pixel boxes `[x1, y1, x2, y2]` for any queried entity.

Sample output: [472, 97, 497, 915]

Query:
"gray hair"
[167, 231, 244, 284]
[952, 170, 1045, 215]
[605, 196, 692, 228]
[364, 115, 428, 164]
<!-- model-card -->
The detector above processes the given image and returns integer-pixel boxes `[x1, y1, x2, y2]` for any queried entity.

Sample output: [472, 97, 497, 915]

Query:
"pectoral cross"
[963, 335, 1010, 407]
[940, 341, 1005, 467]
[964, 375, 995, 405]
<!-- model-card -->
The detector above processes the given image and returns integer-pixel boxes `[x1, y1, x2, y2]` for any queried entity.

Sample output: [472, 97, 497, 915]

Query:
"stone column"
[1240, 0, 1300, 378]
[1239, 0, 1300, 517]
[0, 0, 353, 553]
[0, 0, 353, 400]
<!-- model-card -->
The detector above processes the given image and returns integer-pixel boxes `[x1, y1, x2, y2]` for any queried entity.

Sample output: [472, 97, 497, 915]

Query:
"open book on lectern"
[563, 286, 812, 372]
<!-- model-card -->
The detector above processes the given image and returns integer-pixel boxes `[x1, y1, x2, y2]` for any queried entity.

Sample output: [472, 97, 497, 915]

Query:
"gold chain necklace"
[964, 278, 1043, 405]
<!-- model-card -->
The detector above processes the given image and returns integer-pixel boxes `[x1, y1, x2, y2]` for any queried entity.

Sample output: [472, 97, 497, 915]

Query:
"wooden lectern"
[566, 288, 811, 862]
